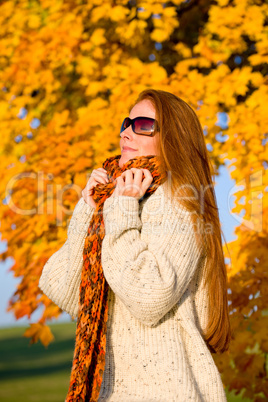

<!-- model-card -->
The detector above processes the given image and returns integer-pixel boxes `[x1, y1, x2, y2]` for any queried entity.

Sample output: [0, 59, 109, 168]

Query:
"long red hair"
[132, 89, 232, 354]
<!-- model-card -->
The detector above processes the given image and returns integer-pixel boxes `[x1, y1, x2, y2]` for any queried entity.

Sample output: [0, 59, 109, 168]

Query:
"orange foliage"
[0, 0, 267, 399]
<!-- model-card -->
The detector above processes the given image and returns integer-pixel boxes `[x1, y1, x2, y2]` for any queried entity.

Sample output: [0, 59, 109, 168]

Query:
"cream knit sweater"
[39, 182, 227, 402]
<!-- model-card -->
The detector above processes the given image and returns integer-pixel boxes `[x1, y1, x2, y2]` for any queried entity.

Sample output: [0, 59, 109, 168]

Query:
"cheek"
[148, 139, 158, 153]
[142, 138, 155, 151]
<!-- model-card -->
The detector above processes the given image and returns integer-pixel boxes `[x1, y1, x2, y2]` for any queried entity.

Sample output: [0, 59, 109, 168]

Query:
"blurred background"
[0, 0, 267, 401]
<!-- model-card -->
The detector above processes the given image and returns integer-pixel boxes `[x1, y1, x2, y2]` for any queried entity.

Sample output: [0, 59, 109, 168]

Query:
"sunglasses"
[120, 116, 159, 136]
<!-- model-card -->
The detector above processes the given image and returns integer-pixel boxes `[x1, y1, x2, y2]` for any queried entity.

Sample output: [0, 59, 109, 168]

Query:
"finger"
[127, 168, 151, 184]
[98, 168, 108, 177]
[86, 176, 106, 190]
[121, 168, 142, 180]
[115, 176, 124, 185]
[113, 176, 124, 196]
[121, 167, 141, 174]
[86, 176, 97, 187]
[122, 170, 143, 197]
[95, 170, 108, 179]
[140, 169, 153, 191]
[141, 169, 153, 181]
[123, 170, 141, 193]
[120, 170, 134, 182]
[131, 168, 143, 185]
[97, 176, 109, 184]
[92, 168, 107, 176]
[92, 171, 109, 183]
[99, 172, 109, 183]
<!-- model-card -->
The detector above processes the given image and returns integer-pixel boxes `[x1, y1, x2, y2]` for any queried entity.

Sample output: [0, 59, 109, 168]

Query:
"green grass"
[0, 322, 252, 402]
[0, 322, 76, 402]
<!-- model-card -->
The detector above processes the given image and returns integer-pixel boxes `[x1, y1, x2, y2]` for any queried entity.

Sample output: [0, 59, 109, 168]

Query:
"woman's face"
[119, 99, 160, 168]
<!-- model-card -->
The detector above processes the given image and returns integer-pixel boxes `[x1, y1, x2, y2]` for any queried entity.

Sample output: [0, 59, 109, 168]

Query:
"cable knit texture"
[39, 162, 227, 402]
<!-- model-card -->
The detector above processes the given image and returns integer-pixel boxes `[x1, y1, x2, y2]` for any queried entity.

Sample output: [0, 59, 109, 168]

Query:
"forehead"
[129, 99, 156, 119]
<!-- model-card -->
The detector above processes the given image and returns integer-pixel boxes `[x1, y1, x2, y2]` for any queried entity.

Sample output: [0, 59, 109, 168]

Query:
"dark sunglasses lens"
[134, 118, 155, 135]
[120, 118, 131, 133]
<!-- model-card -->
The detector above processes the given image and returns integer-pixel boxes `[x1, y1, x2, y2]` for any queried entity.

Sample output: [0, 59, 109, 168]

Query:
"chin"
[119, 155, 128, 168]
[119, 154, 134, 168]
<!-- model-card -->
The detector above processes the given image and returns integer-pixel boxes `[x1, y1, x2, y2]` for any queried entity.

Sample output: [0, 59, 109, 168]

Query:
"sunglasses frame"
[120, 116, 159, 137]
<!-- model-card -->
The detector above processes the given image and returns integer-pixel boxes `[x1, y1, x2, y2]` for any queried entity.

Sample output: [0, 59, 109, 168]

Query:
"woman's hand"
[82, 168, 109, 208]
[111, 168, 153, 200]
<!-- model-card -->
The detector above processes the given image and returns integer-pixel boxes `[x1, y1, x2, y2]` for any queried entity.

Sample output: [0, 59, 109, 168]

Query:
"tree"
[0, 0, 267, 399]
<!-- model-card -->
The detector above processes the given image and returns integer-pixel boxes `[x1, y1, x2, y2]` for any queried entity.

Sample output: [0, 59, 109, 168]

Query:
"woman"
[39, 89, 231, 402]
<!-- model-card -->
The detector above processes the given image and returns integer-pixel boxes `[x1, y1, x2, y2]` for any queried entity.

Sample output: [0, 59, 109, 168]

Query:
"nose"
[120, 125, 133, 138]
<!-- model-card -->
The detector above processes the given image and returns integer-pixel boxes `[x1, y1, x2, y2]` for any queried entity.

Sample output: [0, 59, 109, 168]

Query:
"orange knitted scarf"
[65, 154, 167, 402]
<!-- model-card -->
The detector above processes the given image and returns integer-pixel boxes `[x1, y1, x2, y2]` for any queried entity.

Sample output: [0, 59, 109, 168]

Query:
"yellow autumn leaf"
[90, 28, 106, 46]
[150, 28, 170, 42]
[24, 323, 43, 344]
[110, 5, 129, 22]
[27, 15, 41, 29]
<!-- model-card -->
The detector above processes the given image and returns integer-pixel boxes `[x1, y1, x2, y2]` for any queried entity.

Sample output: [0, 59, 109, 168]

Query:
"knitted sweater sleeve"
[38, 197, 95, 318]
[101, 194, 203, 327]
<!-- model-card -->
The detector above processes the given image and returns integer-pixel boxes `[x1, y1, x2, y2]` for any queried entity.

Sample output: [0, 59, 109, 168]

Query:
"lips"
[123, 146, 137, 151]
